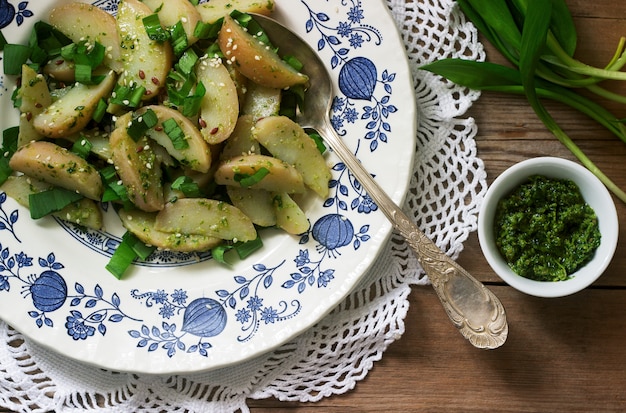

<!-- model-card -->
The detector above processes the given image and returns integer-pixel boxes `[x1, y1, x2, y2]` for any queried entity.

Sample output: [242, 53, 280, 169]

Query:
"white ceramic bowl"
[478, 157, 619, 298]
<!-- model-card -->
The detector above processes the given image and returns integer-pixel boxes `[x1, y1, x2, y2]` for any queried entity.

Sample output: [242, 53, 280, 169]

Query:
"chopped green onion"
[127, 108, 158, 141]
[244, 14, 273, 49]
[110, 83, 146, 109]
[71, 136, 93, 159]
[211, 236, 263, 265]
[204, 43, 223, 59]
[182, 81, 205, 117]
[74, 63, 93, 84]
[177, 48, 199, 75]
[171, 175, 201, 197]
[169, 21, 188, 57]
[106, 231, 156, 279]
[193, 19, 222, 40]
[235, 236, 263, 259]
[211, 244, 231, 265]
[100, 165, 131, 206]
[106, 240, 135, 279]
[284, 55, 304, 72]
[234, 167, 270, 187]
[92, 98, 107, 123]
[60, 40, 105, 81]
[308, 132, 327, 154]
[3, 44, 32, 75]
[162, 118, 189, 149]
[124, 231, 156, 261]
[0, 127, 19, 186]
[11, 87, 21, 109]
[28, 188, 84, 219]
[143, 14, 170, 42]
[166, 67, 199, 109]
[32, 21, 72, 57]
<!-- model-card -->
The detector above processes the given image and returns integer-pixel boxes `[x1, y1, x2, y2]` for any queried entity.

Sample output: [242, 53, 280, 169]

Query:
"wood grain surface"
[248, 0, 626, 411]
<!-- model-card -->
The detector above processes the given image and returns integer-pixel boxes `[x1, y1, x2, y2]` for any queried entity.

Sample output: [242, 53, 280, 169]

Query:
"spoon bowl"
[253, 14, 508, 349]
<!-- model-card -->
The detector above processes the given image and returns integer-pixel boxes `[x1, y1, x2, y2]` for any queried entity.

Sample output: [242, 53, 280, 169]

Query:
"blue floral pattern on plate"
[0, 0, 416, 373]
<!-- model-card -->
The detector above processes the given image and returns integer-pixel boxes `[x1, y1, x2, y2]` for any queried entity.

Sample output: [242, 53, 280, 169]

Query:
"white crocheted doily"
[0, 0, 485, 411]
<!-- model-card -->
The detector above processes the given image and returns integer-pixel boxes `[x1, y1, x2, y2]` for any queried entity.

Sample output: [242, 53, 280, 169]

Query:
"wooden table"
[249, 0, 626, 411]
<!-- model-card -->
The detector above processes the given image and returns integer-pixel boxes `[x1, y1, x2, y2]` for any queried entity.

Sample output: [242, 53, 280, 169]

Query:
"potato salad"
[0, 0, 331, 277]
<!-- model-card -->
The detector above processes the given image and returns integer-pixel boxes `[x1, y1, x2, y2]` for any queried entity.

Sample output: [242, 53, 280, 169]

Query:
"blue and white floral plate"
[0, 0, 416, 373]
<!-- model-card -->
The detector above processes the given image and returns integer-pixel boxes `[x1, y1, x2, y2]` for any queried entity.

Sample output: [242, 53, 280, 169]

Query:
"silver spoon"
[253, 14, 508, 349]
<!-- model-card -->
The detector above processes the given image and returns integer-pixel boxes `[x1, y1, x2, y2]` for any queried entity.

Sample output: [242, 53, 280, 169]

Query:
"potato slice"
[154, 198, 257, 242]
[119, 208, 221, 252]
[220, 115, 259, 160]
[9, 141, 104, 201]
[32, 70, 117, 138]
[196, 56, 239, 144]
[1, 175, 103, 230]
[142, 0, 202, 45]
[116, 0, 172, 99]
[110, 113, 164, 212]
[218, 14, 308, 89]
[18, 65, 52, 147]
[272, 191, 309, 235]
[138, 105, 212, 173]
[48, 2, 123, 73]
[197, 0, 274, 24]
[241, 82, 281, 120]
[214, 154, 305, 194]
[253, 115, 330, 197]
[227, 186, 276, 227]
[43, 59, 76, 83]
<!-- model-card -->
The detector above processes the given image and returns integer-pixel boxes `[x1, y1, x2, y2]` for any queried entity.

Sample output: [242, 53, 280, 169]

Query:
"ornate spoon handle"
[318, 122, 508, 349]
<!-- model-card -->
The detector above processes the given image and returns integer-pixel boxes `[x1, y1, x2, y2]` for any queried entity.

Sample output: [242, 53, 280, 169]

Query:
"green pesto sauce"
[494, 175, 601, 282]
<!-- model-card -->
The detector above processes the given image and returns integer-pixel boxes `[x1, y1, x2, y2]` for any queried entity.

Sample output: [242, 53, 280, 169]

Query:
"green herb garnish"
[28, 188, 84, 220]
[420, 0, 626, 203]
[234, 168, 270, 187]
[106, 231, 155, 279]
[143, 13, 170, 42]
[162, 118, 189, 149]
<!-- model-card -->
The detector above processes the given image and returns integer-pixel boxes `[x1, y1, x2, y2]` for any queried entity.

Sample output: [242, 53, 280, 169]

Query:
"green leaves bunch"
[421, 0, 626, 203]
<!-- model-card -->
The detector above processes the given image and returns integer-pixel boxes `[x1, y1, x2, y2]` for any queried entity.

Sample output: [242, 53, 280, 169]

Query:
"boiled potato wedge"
[18, 65, 52, 147]
[227, 186, 276, 227]
[142, 0, 202, 46]
[154, 198, 257, 242]
[215, 154, 305, 194]
[116, 0, 172, 99]
[119, 208, 221, 252]
[220, 115, 260, 160]
[241, 82, 281, 120]
[48, 2, 123, 73]
[110, 113, 164, 212]
[19, 65, 51, 115]
[218, 14, 308, 89]
[253, 115, 330, 198]
[138, 105, 212, 173]
[272, 191, 309, 235]
[196, 57, 239, 144]
[9, 141, 104, 201]
[43, 59, 76, 83]
[33, 70, 117, 139]
[1, 175, 103, 229]
[197, 0, 274, 24]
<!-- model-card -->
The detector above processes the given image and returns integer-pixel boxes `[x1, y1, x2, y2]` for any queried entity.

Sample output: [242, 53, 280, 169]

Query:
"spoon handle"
[318, 122, 508, 349]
